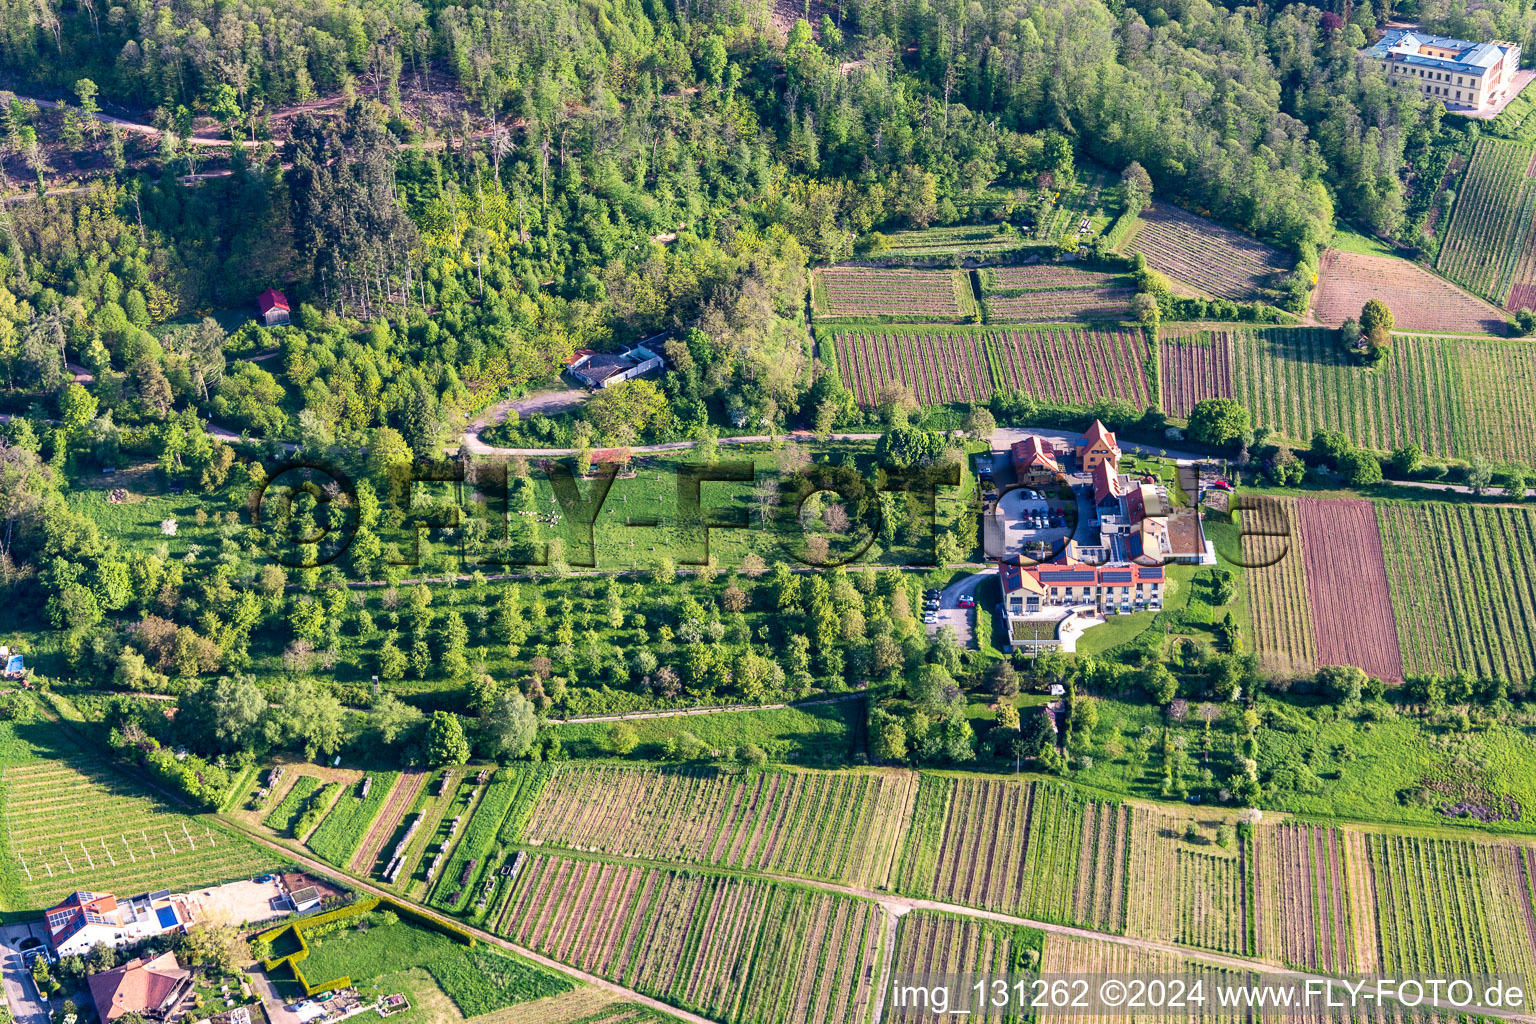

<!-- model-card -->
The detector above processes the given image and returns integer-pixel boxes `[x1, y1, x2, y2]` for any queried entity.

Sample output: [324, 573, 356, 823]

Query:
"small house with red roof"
[256, 289, 290, 327]
[1009, 435, 1064, 486]
[1075, 419, 1120, 470]
[88, 951, 192, 1022]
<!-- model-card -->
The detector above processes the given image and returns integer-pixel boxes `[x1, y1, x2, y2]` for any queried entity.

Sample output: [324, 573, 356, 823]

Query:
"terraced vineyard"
[1436, 137, 1536, 304]
[1253, 824, 1359, 972]
[1124, 809, 1249, 955]
[1122, 202, 1291, 301]
[811, 267, 976, 321]
[498, 853, 884, 1024]
[984, 327, 1152, 408]
[1378, 502, 1536, 684]
[895, 778, 1128, 931]
[1228, 328, 1462, 456]
[1159, 332, 1234, 418]
[1240, 496, 1317, 679]
[1, 753, 276, 908]
[830, 329, 994, 407]
[884, 911, 1042, 1024]
[1366, 834, 1536, 979]
[979, 264, 1134, 322]
[522, 766, 915, 889]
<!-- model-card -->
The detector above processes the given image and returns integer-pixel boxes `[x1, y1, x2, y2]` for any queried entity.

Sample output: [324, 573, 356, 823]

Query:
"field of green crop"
[1225, 328, 1536, 460]
[308, 771, 401, 865]
[429, 767, 551, 912]
[1378, 502, 1536, 684]
[522, 765, 916, 889]
[264, 775, 321, 834]
[1368, 834, 1536, 979]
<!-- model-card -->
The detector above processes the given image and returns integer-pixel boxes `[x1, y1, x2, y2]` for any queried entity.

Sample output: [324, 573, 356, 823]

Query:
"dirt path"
[459, 429, 883, 457]
[549, 694, 861, 725]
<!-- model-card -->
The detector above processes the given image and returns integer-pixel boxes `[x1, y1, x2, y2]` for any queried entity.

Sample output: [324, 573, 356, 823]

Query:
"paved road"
[0, 923, 49, 1024]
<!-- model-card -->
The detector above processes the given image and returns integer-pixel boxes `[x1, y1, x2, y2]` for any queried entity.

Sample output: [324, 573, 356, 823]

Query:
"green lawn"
[1328, 227, 1398, 257]
[296, 912, 569, 1015]
[1059, 694, 1536, 835]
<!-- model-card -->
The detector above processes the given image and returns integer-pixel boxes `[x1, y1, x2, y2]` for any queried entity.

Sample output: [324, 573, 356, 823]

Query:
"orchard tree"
[1187, 399, 1251, 447]
[424, 711, 471, 766]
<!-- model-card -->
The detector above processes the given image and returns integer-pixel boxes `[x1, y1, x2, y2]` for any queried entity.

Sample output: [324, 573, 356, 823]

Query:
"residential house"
[1009, 435, 1064, 486]
[566, 344, 665, 390]
[1367, 29, 1521, 111]
[46, 890, 193, 958]
[1075, 419, 1121, 470]
[88, 951, 193, 1022]
[255, 290, 290, 327]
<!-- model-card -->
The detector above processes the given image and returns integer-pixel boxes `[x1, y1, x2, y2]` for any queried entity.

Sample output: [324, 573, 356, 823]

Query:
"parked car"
[1213, 480, 1234, 491]
[958, 595, 975, 608]
[923, 611, 938, 624]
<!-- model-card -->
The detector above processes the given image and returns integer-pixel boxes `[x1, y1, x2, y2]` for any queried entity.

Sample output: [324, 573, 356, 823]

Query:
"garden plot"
[498, 853, 884, 1024]
[522, 765, 916, 889]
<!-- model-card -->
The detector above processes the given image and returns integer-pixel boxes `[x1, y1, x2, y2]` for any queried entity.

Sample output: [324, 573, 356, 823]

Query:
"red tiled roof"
[88, 952, 189, 1022]
[1003, 555, 1165, 593]
[256, 289, 289, 314]
[1092, 460, 1124, 505]
[1081, 419, 1116, 448]
[1010, 436, 1060, 473]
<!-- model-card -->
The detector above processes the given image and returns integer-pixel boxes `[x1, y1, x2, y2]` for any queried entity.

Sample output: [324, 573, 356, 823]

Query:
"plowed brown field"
[1296, 498, 1403, 680]
[1312, 249, 1507, 336]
